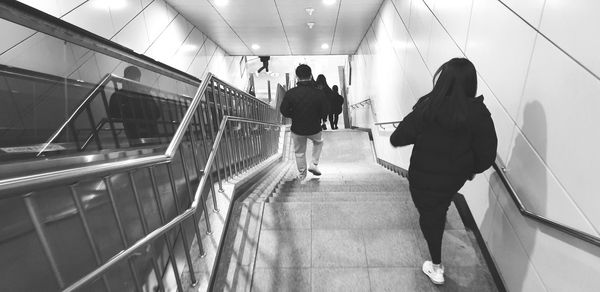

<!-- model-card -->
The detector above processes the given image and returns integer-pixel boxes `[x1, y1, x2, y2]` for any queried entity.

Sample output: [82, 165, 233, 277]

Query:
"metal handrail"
[375, 120, 600, 247]
[374, 121, 400, 130]
[349, 98, 371, 109]
[62, 115, 281, 292]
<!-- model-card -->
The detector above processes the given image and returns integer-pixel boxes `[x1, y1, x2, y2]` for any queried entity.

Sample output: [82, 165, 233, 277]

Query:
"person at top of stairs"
[390, 58, 498, 285]
[280, 64, 329, 180]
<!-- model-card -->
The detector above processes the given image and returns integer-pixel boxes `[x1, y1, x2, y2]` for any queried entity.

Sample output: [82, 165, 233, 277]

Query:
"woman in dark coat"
[315, 74, 333, 130]
[390, 58, 497, 285]
[329, 85, 344, 129]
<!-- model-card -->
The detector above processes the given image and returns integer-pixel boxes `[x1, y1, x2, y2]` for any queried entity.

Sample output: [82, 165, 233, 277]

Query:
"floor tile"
[369, 267, 436, 292]
[438, 266, 498, 292]
[312, 268, 371, 292]
[415, 230, 483, 267]
[252, 268, 311, 292]
[312, 201, 418, 230]
[312, 229, 367, 267]
[255, 229, 311, 268]
[262, 202, 311, 230]
[363, 229, 422, 267]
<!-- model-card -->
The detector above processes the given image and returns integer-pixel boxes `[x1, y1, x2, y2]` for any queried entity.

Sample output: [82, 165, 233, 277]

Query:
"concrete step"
[281, 180, 406, 186]
[278, 184, 406, 193]
[274, 191, 406, 197]
[268, 193, 409, 203]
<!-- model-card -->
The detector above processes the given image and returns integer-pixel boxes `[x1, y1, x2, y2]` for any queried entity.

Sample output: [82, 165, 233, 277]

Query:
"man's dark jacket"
[280, 81, 328, 135]
[390, 95, 497, 192]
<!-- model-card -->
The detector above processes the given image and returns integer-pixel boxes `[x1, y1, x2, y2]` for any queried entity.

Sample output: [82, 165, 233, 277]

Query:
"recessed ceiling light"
[215, 0, 229, 7]
[321, 43, 329, 49]
[305, 7, 315, 15]
[252, 44, 260, 50]
[307, 22, 315, 29]
[323, 0, 336, 6]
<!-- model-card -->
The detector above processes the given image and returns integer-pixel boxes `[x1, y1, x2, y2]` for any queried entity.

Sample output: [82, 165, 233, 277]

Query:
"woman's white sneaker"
[422, 261, 444, 285]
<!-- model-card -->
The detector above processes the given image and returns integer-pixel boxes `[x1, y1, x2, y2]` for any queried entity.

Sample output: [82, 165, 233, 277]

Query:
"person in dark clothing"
[315, 74, 333, 130]
[257, 56, 270, 73]
[108, 66, 161, 146]
[389, 58, 497, 285]
[280, 64, 328, 180]
[329, 85, 344, 129]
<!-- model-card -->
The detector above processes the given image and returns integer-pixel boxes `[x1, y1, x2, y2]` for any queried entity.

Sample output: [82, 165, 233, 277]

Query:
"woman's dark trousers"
[409, 186, 455, 264]
[328, 113, 339, 129]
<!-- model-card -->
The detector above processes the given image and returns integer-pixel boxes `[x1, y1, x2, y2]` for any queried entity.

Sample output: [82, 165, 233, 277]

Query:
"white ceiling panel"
[166, 0, 384, 55]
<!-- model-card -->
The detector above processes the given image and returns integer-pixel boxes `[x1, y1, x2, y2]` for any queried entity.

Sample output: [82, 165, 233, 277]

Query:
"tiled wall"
[350, 0, 600, 291]
[6, 0, 246, 89]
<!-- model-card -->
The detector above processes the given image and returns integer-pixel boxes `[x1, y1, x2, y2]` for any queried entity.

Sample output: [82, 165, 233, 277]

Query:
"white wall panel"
[171, 29, 206, 72]
[146, 14, 192, 63]
[392, 0, 412, 25]
[143, 0, 177, 43]
[18, 0, 86, 18]
[426, 21, 463, 73]
[407, 0, 433, 58]
[430, 0, 473, 52]
[62, 1, 116, 39]
[539, 0, 600, 90]
[111, 12, 151, 53]
[108, 0, 143, 34]
[505, 128, 598, 236]
[500, 0, 546, 28]
[466, 0, 537, 119]
[519, 36, 600, 233]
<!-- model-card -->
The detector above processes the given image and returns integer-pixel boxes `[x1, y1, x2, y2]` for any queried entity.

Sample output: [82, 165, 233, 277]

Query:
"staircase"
[214, 130, 499, 292]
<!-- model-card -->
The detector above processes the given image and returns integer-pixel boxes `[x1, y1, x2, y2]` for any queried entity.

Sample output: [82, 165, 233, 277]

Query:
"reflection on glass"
[0, 22, 197, 163]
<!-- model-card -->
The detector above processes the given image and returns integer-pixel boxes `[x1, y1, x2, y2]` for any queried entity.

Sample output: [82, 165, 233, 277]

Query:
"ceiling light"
[305, 7, 315, 16]
[251, 44, 260, 50]
[323, 0, 336, 6]
[321, 43, 329, 49]
[214, 0, 228, 7]
[306, 22, 315, 29]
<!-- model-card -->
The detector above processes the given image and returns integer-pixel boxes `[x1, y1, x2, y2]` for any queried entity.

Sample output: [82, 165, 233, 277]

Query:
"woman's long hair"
[315, 74, 333, 95]
[414, 58, 477, 129]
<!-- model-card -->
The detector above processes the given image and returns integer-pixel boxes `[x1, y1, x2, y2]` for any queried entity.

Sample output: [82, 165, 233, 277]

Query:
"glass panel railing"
[0, 21, 198, 164]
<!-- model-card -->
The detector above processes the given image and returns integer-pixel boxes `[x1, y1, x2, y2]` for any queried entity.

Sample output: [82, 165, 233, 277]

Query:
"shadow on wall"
[481, 101, 547, 291]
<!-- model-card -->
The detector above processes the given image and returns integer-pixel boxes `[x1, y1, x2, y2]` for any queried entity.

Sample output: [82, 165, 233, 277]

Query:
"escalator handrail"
[62, 114, 282, 292]
[375, 120, 600, 247]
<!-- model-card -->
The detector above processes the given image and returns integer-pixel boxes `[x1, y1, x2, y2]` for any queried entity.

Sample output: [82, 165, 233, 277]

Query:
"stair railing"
[0, 72, 282, 291]
[374, 120, 600, 247]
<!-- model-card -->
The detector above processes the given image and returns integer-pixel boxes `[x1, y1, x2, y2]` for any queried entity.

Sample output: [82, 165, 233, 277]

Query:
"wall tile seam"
[390, 0, 432, 75]
[378, 1, 411, 69]
[184, 31, 210, 73]
[495, 0, 600, 82]
[108, 0, 154, 42]
[201, 44, 221, 78]
[482, 170, 551, 292]
[352, 0, 388, 55]
[142, 12, 184, 57]
[202, 0, 252, 55]
[420, 0, 600, 237]
[329, 0, 343, 55]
